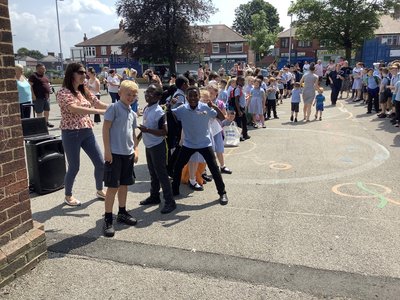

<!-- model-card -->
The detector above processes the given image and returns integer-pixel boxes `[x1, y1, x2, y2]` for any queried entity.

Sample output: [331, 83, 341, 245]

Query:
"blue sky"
[9, 0, 292, 59]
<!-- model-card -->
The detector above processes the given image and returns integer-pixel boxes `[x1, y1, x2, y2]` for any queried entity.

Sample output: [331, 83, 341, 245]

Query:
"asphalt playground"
[1, 86, 400, 299]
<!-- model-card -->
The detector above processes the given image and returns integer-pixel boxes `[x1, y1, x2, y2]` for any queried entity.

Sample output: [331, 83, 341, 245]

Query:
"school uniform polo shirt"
[234, 86, 246, 108]
[104, 101, 137, 155]
[172, 102, 217, 149]
[142, 103, 165, 148]
[171, 88, 186, 109]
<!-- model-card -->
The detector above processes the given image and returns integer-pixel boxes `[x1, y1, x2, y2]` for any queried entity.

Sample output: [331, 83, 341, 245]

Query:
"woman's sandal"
[64, 197, 81, 206]
[96, 190, 106, 200]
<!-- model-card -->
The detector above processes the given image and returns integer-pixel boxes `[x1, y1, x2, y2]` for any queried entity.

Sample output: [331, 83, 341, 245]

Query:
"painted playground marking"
[223, 128, 390, 185]
[332, 182, 400, 209]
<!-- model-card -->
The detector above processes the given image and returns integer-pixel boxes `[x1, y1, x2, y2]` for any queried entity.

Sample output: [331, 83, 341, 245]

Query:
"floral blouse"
[57, 87, 100, 130]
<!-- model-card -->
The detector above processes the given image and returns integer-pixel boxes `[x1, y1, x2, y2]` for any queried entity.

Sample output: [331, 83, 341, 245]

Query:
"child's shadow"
[129, 197, 220, 229]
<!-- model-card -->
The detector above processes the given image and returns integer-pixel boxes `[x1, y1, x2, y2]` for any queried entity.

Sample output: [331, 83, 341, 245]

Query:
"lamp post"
[55, 0, 64, 75]
[225, 43, 228, 75]
[288, 1, 294, 65]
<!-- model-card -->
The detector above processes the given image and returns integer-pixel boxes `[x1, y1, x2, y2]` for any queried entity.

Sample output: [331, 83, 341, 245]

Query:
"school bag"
[228, 87, 242, 111]
[166, 93, 185, 149]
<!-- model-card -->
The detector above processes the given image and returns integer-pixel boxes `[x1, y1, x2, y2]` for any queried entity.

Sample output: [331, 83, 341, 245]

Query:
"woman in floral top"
[57, 63, 109, 206]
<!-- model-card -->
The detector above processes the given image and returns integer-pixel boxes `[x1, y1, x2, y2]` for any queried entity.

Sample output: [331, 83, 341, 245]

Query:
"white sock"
[189, 179, 197, 185]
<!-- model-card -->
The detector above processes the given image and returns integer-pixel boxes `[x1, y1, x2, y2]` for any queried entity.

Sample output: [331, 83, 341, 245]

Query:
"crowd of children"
[68, 59, 400, 237]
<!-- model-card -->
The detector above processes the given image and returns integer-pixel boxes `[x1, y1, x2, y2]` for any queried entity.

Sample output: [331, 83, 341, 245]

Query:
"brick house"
[73, 24, 251, 75]
[274, 27, 320, 68]
[177, 24, 252, 73]
[0, 0, 47, 288]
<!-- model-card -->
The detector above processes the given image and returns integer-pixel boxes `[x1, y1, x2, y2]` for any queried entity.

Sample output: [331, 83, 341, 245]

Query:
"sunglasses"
[76, 70, 86, 75]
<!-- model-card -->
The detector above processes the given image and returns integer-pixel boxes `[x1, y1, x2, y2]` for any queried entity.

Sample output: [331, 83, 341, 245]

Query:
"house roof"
[17, 55, 38, 62]
[199, 24, 246, 43]
[278, 27, 297, 38]
[74, 25, 245, 47]
[40, 55, 58, 62]
[75, 29, 132, 47]
[375, 15, 400, 35]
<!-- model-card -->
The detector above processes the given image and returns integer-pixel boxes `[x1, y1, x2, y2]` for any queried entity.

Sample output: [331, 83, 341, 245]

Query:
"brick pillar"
[0, 0, 47, 287]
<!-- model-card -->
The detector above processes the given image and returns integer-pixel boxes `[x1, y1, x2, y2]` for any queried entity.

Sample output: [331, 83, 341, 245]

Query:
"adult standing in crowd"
[328, 63, 344, 106]
[87, 67, 101, 123]
[57, 62, 108, 206]
[315, 60, 324, 83]
[107, 69, 120, 103]
[340, 61, 352, 99]
[352, 62, 364, 102]
[29, 63, 54, 127]
[300, 63, 319, 121]
[143, 69, 162, 85]
[15, 64, 32, 119]
[325, 59, 336, 86]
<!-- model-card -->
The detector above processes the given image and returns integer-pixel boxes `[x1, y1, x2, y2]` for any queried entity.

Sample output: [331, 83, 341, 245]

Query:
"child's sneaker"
[294, 118, 298, 122]
[103, 220, 115, 237]
[319, 117, 322, 121]
[117, 211, 137, 226]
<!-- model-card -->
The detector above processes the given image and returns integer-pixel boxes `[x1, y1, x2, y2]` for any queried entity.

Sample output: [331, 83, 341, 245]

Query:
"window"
[84, 47, 96, 57]
[381, 35, 399, 46]
[298, 40, 312, 48]
[229, 43, 243, 53]
[281, 38, 289, 48]
[220, 43, 227, 54]
[101, 46, 107, 55]
[212, 44, 220, 54]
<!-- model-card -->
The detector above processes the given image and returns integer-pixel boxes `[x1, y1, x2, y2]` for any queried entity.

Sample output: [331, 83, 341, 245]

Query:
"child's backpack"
[228, 87, 242, 111]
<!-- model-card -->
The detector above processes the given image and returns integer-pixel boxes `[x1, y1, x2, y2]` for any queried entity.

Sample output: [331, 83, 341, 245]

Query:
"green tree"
[116, 0, 216, 74]
[16, 47, 44, 60]
[246, 11, 278, 61]
[290, 0, 399, 61]
[232, 0, 279, 35]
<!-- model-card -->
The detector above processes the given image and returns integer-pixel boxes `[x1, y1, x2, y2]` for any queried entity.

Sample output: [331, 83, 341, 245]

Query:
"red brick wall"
[0, 0, 33, 248]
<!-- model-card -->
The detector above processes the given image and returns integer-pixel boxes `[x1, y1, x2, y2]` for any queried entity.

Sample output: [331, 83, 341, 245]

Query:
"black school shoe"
[103, 220, 115, 237]
[201, 173, 213, 182]
[219, 193, 229, 205]
[161, 202, 177, 214]
[220, 166, 232, 174]
[140, 196, 161, 205]
[117, 212, 137, 226]
[189, 182, 204, 191]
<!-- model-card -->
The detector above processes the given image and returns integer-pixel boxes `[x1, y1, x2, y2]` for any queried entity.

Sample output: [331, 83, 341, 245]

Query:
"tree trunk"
[169, 59, 176, 75]
[345, 47, 352, 62]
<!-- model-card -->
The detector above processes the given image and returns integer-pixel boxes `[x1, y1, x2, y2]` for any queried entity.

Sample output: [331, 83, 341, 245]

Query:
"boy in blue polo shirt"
[102, 80, 139, 237]
[171, 86, 229, 205]
[138, 84, 176, 214]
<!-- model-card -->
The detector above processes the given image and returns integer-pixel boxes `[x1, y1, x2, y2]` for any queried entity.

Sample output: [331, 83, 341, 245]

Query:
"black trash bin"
[25, 138, 66, 194]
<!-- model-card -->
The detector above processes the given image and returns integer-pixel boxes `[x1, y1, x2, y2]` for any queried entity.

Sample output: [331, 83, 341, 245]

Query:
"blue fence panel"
[362, 38, 391, 67]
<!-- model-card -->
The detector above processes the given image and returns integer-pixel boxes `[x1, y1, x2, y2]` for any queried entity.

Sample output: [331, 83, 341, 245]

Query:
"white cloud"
[10, 11, 53, 55]
[63, 19, 82, 32]
[61, 0, 114, 16]
[90, 26, 105, 35]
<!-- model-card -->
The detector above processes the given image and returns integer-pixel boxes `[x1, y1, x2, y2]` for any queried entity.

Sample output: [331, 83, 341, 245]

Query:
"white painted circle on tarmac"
[224, 128, 390, 185]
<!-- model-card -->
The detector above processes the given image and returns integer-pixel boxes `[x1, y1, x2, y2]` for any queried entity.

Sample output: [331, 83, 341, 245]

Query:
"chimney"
[83, 33, 88, 41]
[48, 52, 55, 57]
[119, 19, 125, 30]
